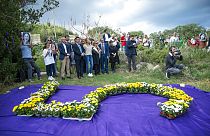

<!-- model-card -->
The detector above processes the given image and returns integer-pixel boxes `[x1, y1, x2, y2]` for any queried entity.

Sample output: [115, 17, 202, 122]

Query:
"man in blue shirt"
[20, 42, 41, 82]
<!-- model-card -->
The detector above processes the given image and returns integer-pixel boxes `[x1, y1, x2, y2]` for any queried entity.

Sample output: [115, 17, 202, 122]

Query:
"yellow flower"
[13, 106, 18, 112]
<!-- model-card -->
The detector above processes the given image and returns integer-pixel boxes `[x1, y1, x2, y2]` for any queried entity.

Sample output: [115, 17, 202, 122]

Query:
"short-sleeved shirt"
[20, 45, 32, 59]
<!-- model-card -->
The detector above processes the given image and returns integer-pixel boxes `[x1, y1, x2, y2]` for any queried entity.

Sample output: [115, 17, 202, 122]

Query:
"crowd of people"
[20, 30, 209, 82]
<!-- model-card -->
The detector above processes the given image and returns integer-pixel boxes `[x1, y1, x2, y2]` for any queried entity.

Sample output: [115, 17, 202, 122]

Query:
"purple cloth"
[0, 84, 210, 136]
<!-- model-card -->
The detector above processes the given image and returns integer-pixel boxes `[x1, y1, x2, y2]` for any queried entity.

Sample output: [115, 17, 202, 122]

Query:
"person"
[169, 32, 179, 47]
[72, 36, 85, 79]
[92, 41, 101, 75]
[120, 33, 126, 51]
[47, 38, 58, 77]
[125, 35, 137, 72]
[20, 33, 41, 82]
[43, 42, 55, 81]
[143, 35, 150, 48]
[113, 37, 120, 64]
[199, 32, 207, 48]
[159, 31, 165, 49]
[22, 32, 30, 45]
[165, 46, 184, 79]
[83, 38, 94, 77]
[109, 40, 119, 73]
[58, 37, 71, 80]
[99, 38, 109, 74]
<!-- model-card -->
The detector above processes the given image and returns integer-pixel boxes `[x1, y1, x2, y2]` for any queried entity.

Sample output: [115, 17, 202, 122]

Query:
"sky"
[40, 0, 210, 35]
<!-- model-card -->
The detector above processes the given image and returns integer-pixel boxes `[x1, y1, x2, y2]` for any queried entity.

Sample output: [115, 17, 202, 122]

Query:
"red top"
[121, 36, 126, 46]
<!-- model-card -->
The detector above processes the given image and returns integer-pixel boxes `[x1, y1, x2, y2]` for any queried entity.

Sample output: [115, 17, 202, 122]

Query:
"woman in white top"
[83, 38, 94, 77]
[43, 42, 55, 80]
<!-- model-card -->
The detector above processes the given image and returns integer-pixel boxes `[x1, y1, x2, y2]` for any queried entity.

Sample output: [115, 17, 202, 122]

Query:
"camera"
[173, 49, 182, 60]
[174, 49, 181, 56]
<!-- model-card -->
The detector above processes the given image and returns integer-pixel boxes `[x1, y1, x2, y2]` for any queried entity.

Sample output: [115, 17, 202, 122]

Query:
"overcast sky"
[40, 0, 210, 34]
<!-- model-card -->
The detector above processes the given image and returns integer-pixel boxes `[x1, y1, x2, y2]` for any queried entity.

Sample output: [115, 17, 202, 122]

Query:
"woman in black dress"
[92, 41, 101, 75]
[109, 40, 119, 73]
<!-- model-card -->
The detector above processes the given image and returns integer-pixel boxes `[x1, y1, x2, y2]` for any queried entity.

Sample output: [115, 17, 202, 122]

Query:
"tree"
[88, 26, 120, 40]
[20, 0, 59, 24]
[129, 31, 144, 37]
[0, 0, 59, 84]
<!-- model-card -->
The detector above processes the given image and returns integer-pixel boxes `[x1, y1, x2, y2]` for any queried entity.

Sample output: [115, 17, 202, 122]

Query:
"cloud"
[40, 0, 210, 34]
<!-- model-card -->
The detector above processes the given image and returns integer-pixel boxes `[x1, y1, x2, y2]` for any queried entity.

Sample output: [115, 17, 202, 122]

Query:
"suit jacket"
[58, 42, 71, 60]
[72, 43, 85, 60]
[125, 40, 137, 57]
[98, 43, 109, 57]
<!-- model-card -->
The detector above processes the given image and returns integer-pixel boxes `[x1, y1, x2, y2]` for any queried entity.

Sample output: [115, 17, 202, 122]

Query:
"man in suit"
[98, 38, 109, 74]
[58, 37, 71, 80]
[72, 36, 85, 79]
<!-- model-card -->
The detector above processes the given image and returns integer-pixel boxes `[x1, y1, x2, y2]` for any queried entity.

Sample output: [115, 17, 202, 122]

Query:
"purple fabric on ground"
[0, 84, 210, 136]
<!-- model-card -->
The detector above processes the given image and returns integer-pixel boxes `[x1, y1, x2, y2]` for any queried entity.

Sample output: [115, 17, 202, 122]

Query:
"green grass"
[1, 65, 209, 94]
[1, 47, 210, 94]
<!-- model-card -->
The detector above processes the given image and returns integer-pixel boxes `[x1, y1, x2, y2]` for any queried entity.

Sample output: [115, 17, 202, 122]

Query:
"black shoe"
[67, 76, 72, 79]
[61, 77, 65, 80]
[106, 72, 109, 74]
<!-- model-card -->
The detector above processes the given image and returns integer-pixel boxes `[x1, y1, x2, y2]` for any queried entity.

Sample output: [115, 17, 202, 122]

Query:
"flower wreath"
[13, 81, 193, 120]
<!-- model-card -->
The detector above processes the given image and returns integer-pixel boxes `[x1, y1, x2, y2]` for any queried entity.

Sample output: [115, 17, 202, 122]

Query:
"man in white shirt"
[58, 37, 71, 80]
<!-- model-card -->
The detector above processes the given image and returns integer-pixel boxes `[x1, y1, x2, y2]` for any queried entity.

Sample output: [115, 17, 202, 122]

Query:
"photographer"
[165, 46, 184, 79]
[125, 35, 137, 72]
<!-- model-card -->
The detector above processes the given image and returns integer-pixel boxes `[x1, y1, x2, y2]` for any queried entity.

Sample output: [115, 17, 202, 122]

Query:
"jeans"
[85, 55, 93, 74]
[53, 54, 57, 75]
[166, 64, 184, 75]
[23, 58, 41, 80]
[127, 55, 136, 71]
[46, 63, 54, 76]
[101, 54, 109, 73]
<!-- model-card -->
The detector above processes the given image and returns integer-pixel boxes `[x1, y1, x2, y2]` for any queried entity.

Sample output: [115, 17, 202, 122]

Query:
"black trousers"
[94, 64, 100, 75]
[75, 58, 84, 78]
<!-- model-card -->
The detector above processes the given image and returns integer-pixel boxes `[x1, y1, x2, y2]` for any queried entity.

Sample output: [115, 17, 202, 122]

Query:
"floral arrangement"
[13, 81, 193, 120]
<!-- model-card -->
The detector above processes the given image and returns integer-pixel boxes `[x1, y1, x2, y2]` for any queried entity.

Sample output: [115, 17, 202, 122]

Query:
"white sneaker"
[50, 76, 55, 80]
[90, 73, 93, 77]
[48, 76, 52, 81]
[88, 73, 91, 77]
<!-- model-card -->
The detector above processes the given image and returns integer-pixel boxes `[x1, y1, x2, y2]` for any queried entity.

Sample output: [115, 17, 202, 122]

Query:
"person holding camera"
[165, 46, 184, 79]
[125, 35, 137, 72]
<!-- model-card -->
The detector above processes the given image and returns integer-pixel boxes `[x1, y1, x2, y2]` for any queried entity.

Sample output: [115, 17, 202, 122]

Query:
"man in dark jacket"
[58, 37, 71, 80]
[165, 46, 184, 78]
[72, 36, 85, 79]
[125, 35, 137, 72]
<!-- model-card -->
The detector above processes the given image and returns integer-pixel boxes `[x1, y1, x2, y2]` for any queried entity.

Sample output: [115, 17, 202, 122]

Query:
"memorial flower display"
[13, 81, 193, 120]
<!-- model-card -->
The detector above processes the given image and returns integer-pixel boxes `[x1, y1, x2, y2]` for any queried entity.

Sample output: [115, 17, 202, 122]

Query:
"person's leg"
[131, 55, 137, 70]
[60, 57, 66, 78]
[101, 55, 105, 73]
[175, 64, 184, 70]
[80, 58, 84, 77]
[90, 56, 93, 74]
[24, 59, 33, 80]
[46, 65, 50, 76]
[75, 59, 80, 78]
[30, 59, 41, 79]
[49, 64, 53, 76]
[105, 57, 109, 73]
[66, 57, 71, 77]
[167, 67, 181, 76]
[127, 56, 132, 71]
[85, 55, 89, 74]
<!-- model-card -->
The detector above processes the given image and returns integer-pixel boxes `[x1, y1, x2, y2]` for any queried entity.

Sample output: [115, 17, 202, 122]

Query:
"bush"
[0, 58, 17, 84]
